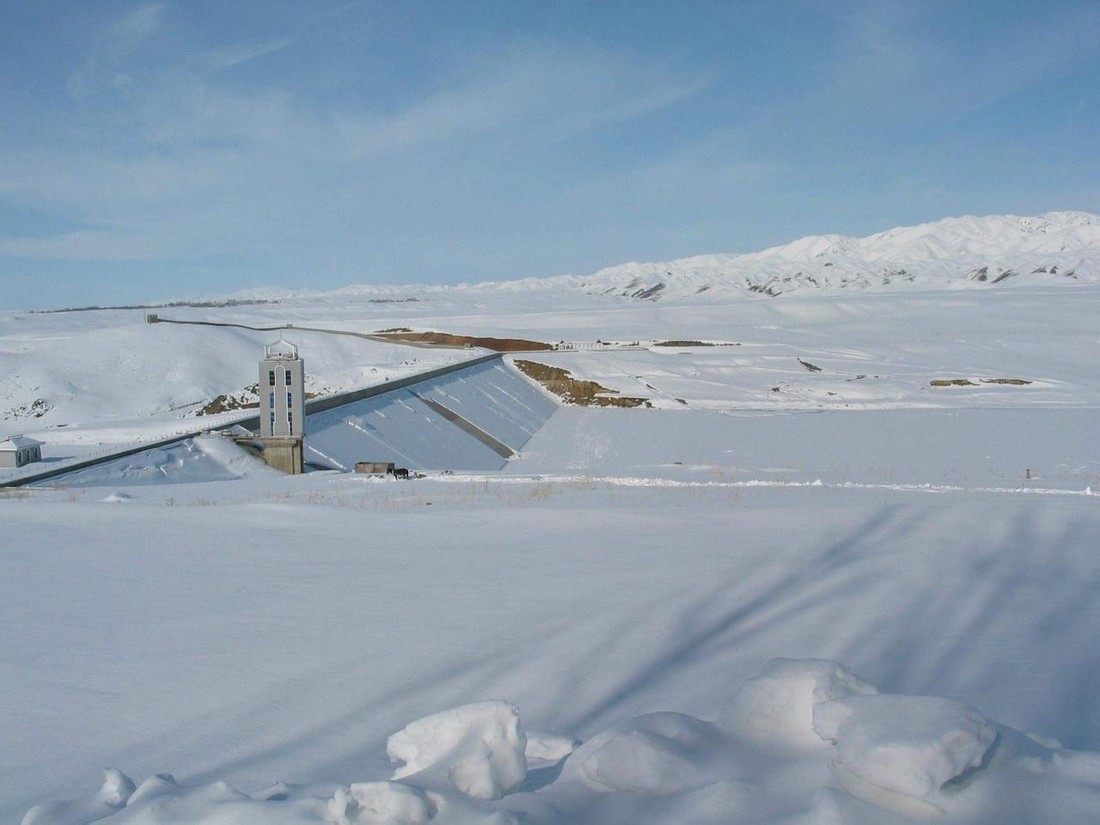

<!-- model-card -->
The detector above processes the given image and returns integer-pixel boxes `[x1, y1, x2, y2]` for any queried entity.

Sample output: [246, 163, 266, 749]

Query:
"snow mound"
[718, 657, 879, 746]
[814, 694, 997, 813]
[565, 711, 733, 794]
[326, 782, 435, 825]
[387, 701, 527, 800]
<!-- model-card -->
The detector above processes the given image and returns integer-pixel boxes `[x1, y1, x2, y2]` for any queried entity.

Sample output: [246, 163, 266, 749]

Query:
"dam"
[16, 356, 557, 487]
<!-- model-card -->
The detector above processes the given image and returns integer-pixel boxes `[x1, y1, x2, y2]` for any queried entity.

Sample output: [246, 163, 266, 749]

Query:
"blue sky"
[1, 1, 1097, 310]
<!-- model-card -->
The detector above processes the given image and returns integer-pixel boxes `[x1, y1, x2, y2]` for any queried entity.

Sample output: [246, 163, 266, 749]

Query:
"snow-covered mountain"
[565, 211, 1100, 300]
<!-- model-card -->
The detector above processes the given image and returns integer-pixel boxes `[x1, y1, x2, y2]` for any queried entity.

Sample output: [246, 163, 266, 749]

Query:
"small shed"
[0, 435, 43, 468]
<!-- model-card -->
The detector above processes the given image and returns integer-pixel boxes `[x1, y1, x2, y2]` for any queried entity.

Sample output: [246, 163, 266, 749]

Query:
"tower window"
[268, 369, 276, 386]
[285, 369, 292, 386]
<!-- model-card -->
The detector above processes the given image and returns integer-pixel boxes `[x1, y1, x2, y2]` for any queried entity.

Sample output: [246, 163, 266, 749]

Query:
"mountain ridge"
[218, 211, 1100, 305]
[569, 210, 1100, 300]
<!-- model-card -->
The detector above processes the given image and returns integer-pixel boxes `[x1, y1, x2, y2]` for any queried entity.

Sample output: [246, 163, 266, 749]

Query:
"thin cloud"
[67, 2, 166, 99]
[199, 37, 296, 72]
[106, 3, 166, 55]
[816, 2, 1100, 129]
[335, 47, 708, 160]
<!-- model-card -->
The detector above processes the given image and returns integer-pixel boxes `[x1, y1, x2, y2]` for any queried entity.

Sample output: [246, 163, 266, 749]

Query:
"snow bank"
[22, 659, 1100, 824]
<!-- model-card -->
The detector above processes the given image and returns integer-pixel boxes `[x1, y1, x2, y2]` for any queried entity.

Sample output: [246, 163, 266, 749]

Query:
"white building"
[0, 434, 43, 468]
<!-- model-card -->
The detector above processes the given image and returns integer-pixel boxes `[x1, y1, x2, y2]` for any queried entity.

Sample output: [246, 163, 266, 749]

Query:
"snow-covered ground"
[4, 214, 1100, 823]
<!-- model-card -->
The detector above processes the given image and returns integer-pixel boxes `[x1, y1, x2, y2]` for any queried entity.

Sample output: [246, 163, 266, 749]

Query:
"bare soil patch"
[514, 360, 651, 408]
[375, 330, 551, 351]
[652, 340, 739, 347]
[930, 378, 1032, 388]
[197, 384, 320, 416]
[3, 398, 51, 419]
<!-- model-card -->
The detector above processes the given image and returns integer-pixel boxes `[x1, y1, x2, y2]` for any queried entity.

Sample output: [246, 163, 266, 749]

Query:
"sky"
[0, 1, 1097, 311]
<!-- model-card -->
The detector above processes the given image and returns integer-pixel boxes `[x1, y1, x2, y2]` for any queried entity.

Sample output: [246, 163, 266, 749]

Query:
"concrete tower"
[258, 339, 305, 473]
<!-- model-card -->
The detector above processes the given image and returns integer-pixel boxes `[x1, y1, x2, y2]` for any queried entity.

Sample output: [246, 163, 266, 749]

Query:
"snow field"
[4, 266, 1100, 822]
[5, 482, 1100, 822]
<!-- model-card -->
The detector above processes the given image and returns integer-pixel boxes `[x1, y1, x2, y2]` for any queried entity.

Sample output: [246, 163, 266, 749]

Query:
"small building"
[0, 434, 43, 468]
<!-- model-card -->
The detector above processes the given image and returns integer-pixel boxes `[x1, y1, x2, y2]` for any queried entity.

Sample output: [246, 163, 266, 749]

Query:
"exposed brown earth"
[197, 384, 320, 416]
[930, 378, 1032, 387]
[514, 360, 651, 408]
[197, 394, 259, 416]
[3, 398, 51, 419]
[375, 330, 552, 351]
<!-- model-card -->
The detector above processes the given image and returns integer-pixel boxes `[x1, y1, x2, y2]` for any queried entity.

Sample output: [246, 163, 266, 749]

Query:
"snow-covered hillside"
[568, 211, 1100, 299]
[3, 222, 1100, 823]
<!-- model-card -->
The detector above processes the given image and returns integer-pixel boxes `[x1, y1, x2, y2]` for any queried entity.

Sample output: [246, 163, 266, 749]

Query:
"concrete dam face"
[304, 358, 557, 473]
